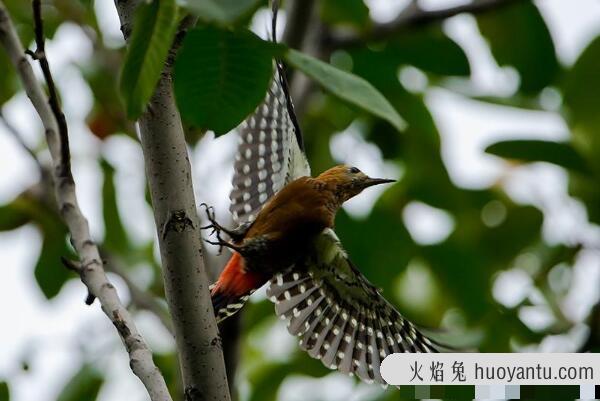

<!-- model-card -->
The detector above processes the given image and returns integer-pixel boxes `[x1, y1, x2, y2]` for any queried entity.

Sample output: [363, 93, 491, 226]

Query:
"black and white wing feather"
[229, 64, 310, 225]
[266, 229, 439, 384]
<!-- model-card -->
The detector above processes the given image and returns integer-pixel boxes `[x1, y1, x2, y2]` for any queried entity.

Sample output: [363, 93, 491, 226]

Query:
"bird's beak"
[363, 177, 396, 188]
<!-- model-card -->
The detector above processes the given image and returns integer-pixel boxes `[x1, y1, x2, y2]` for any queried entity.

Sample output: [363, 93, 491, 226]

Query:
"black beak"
[363, 177, 396, 188]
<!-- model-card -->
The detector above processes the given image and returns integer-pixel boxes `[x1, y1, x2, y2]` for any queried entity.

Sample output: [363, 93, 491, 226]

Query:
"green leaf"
[182, 0, 261, 24]
[101, 159, 129, 253]
[174, 26, 279, 134]
[0, 198, 33, 231]
[424, 240, 490, 319]
[0, 382, 9, 401]
[563, 35, 600, 224]
[477, 2, 558, 93]
[563, 35, 600, 171]
[2, 0, 63, 45]
[390, 27, 470, 76]
[34, 223, 72, 299]
[120, 0, 178, 118]
[86, 65, 135, 139]
[569, 174, 600, 225]
[57, 365, 103, 401]
[320, 0, 369, 28]
[481, 205, 543, 264]
[485, 139, 591, 175]
[0, 50, 18, 105]
[285, 49, 407, 131]
[0, 193, 74, 298]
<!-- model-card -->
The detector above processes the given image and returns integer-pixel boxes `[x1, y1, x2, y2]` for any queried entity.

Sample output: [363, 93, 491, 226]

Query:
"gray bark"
[113, 2, 230, 400]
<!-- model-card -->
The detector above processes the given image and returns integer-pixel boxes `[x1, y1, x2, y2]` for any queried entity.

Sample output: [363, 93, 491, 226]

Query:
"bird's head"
[316, 165, 395, 204]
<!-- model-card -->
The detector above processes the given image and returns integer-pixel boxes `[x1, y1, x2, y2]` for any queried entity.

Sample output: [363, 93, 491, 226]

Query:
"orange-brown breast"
[245, 176, 337, 244]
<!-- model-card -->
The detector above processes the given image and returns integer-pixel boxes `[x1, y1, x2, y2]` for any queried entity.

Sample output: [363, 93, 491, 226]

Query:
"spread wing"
[229, 63, 310, 225]
[266, 229, 438, 384]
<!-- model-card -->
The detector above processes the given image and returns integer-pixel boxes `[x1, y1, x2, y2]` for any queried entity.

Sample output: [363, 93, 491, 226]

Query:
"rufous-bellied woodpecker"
[203, 3, 441, 385]
[208, 164, 395, 316]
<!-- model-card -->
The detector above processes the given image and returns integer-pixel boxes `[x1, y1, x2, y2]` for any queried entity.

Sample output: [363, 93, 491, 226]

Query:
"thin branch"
[113, 2, 231, 400]
[26, 0, 71, 177]
[103, 254, 175, 336]
[0, 3, 172, 400]
[281, 0, 322, 119]
[60, 257, 96, 304]
[324, 0, 527, 48]
[282, 0, 316, 51]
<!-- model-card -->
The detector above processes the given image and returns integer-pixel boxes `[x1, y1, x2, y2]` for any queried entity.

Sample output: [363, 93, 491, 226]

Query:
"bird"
[202, 4, 441, 385]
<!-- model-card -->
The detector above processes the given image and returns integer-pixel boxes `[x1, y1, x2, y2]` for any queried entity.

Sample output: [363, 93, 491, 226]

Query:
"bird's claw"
[204, 236, 242, 256]
[200, 202, 242, 240]
[200, 203, 218, 229]
[205, 239, 225, 255]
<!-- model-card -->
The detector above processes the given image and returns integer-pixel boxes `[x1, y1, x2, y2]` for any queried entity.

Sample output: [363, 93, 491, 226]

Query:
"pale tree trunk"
[113, 1, 231, 400]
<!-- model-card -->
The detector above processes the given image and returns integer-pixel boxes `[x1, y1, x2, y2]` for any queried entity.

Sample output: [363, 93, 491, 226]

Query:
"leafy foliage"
[120, 0, 178, 118]
[0, 382, 8, 401]
[56, 365, 103, 401]
[390, 26, 470, 77]
[320, 0, 370, 28]
[286, 49, 407, 132]
[182, 0, 262, 25]
[34, 221, 71, 299]
[174, 25, 280, 134]
[0, 51, 18, 106]
[0, 197, 32, 231]
[563, 35, 600, 171]
[0, 192, 73, 299]
[101, 159, 130, 254]
[485, 139, 591, 175]
[477, 1, 559, 93]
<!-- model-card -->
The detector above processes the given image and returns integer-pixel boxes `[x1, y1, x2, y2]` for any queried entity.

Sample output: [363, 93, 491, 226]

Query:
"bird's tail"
[210, 252, 267, 323]
[210, 286, 253, 323]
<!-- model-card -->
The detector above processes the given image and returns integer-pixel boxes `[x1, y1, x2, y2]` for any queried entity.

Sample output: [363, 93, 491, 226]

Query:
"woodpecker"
[204, 4, 441, 385]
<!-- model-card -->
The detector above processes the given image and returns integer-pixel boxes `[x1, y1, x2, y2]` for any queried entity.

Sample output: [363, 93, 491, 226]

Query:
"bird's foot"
[200, 204, 244, 254]
[200, 203, 246, 242]
[200, 203, 231, 236]
[205, 237, 243, 256]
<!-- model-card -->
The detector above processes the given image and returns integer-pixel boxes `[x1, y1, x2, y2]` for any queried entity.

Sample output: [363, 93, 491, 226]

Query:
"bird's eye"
[349, 166, 361, 174]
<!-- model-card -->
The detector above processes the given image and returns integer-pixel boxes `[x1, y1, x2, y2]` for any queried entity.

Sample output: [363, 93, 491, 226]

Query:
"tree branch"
[0, 2, 172, 400]
[102, 254, 175, 336]
[113, 2, 230, 400]
[280, 0, 321, 120]
[282, 0, 316, 51]
[324, 0, 527, 48]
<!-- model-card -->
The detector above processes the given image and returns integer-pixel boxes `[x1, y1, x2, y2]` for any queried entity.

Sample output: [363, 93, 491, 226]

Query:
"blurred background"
[1, 0, 600, 400]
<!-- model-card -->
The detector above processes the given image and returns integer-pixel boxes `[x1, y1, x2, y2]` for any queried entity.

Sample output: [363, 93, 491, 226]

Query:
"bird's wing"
[229, 63, 310, 225]
[266, 228, 438, 384]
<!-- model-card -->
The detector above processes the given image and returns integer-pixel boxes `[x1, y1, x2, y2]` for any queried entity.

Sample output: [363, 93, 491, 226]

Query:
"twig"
[113, 1, 231, 400]
[0, 2, 172, 400]
[60, 257, 96, 304]
[280, 0, 322, 119]
[103, 254, 175, 336]
[324, 0, 527, 48]
[282, 0, 316, 51]
[26, 0, 71, 178]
